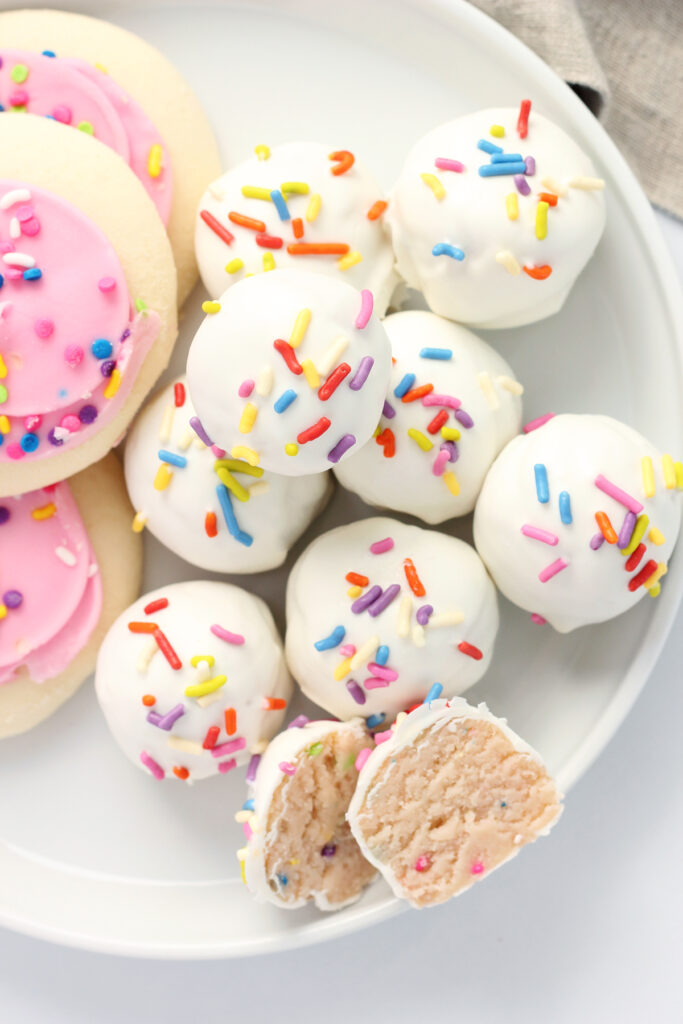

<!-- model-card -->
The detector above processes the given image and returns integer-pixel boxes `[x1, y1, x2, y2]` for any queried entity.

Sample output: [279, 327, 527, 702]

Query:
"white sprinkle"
[0, 188, 31, 210]
[15, 638, 31, 657]
[428, 610, 465, 628]
[136, 639, 158, 673]
[513, 833, 524, 845]
[159, 403, 175, 443]
[55, 546, 77, 566]
[397, 595, 412, 638]
[3, 252, 36, 268]
[568, 176, 605, 190]
[495, 250, 522, 275]
[255, 365, 274, 397]
[248, 480, 270, 497]
[251, 738, 269, 754]
[236, 846, 248, 862]
[234, 810, 252, 823]
[194, 436, 207, 450]
[477, 371, 499, 410]
[52, 426, 70, 443]
[197, 691, 222, 708]
[317, 336, 349, 377]
[9, 217, 20, 240]
[87, 563, 99, 577]
[350, 635, 380, 671]
[193, 661, 212, 684]
[177, 426, 195, 451]
[208, 182, 225, 201]
[540, 176, 568, 197]
[496, 374, 524, 396]
[168, 736, 204, 756]
[411, 624, 426, 647]
[0, 302, 12, 319]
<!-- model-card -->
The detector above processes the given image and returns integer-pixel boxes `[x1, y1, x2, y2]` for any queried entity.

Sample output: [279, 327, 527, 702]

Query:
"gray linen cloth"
[470, 0, 683, 217]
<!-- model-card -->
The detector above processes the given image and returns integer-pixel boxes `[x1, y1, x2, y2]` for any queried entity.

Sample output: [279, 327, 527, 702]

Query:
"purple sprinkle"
[100, 359, 116, 378]
[119, 327, 131, 343]
[287, 715, 309, 729]
[367, 583, 401, 618]
[321, 844, 337, 857]
[189, 416, 214, 447]
[454, 409, 474, 429]
[348, 356, 374, 391]
[416, 604, 433, 626]
[78, 404, 98, 424]
[382, 400, 396, 420]
[617, 511, 637, 549]
[146, 703, 185, 731]
[346, 679, 366, 705]
[246, 753, 261, 784]
[514, 174, 531, 196]
[327, 433, 356, 464]
[590, 533, 605, 550]
[0, 507, 9, 525]
[440, 440, 458, 463]
[3, 590, 23, 609]
[524, 156, 536, 176]
[351, 585, 383, 614]
[47, 428, 64, 446]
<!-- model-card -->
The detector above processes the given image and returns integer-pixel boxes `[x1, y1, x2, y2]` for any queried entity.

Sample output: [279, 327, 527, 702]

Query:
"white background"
[0, 216, 679, 1024]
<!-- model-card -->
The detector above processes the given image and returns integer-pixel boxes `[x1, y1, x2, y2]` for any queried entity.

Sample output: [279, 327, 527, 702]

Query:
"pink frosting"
[0, 481, 102, 684]
[0, 179, 160, 463]
[0, 49, 172, 223]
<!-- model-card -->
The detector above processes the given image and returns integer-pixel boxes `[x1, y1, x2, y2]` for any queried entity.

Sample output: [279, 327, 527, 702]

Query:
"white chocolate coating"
[95, 581, 291, 782]
[124, 376, 333, 573]
[386, 107, 606, 328]
[334, 311, 523, 523]
[473, 414, 682, 632]
[187, 270, 392, 476]
[195, 142, 396, 314]
[285, 516, 499, 722]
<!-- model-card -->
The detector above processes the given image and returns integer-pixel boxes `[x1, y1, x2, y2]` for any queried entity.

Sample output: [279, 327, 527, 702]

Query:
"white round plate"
[0, 0, 681, 959]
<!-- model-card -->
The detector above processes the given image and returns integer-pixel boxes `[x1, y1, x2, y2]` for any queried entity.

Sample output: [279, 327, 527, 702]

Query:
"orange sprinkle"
[205, 511, 218, 538]
[292, 217, 304, 239]
[427, 410, 449, 434]
[404, 558, 426, 597]
[367, 199, 388, 221]
[287, 243, 350, 255]
[595, 511, 618, 544]
[225, 707, 237, 735]
[402, 383, 434, 403]
[173, 766, 190, 780]
[142, 695, 156, 707]
[346, 572, 369, 586]
[329, 149, 355, 175]
[128, 621, 157, 634]
[263, 697, 287, 710]
[376, 427, 396, 458]
[538, 192, 558, 206]
[228, 211, 266, 232]
[523, 264, 553, 280]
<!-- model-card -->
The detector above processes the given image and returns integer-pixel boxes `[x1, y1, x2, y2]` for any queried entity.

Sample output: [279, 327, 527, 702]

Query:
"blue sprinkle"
[158, 449, 187, 468]
[393, 373, 415, 398]
[91, 338, 113, 359]
[273, 388, 297, 414]
[366, 712, 386, 729]
[477, 139, 503, 155]
[0, 106, 4, 113]
[242, 798, 255, 811]
[0, 274, 4, 288]
[424, 683, 443, 704]
[23, 268, 42, 281]
[432, 243, 465, 260]
[534, 464, 549, 504]
[58, 388, 67, 398]
[501, 801, 507, 807]
[490, 152, 524, 163]
[270, 189, 290, 221]
[559, 490, 572, 524]
[20, 432, 39, 453]
[42, 50, 57, 57]
[375, 645, 389, 666]
[216, 484, 253, 547]
[478, 162, 528, 177]
[277, 874, 288, 886]
[420, 347, 452, 360]
[314, 625, 346, 651]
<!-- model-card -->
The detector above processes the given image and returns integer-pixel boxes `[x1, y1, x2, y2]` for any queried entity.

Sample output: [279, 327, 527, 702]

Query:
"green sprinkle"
[11, 64, 29, 84]
[77, 121, 95, 135]
[0, 385, 8, 404]
[342, 753, 356, 771]
[135, 298, 148, 313]
[10, 106, 27, 114]
[306, 742, 323, 758]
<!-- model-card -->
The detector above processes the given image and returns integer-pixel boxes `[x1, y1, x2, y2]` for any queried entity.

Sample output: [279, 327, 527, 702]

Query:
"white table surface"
[0, 210, 680, 1024]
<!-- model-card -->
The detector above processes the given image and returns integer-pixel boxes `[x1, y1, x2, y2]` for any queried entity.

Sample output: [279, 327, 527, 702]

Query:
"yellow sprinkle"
[289, 308, 311, 349]
[540, 176, 568, 197]
[505, 192, 518, 220]
[568, 176, 605, 190]
[251, 738, 269, 755]
[0, 354, 6, 379]
[477, 371, 499, 410]
[230, 445, 260, 466]
[136, 638, 158, 673]
[184, 674, 227, 698]
[397, 595, 412, 638]
[254, 144, 270, 160]
[443, 470, 460, 496]
[408, 428, 433, 452]
[621, 513, 649, 556]
[648, 583, 661, 598]
[338, 251, 362, 270]
[241, 186, 272, 201]
[262, 251, 275, 272]
[347, 586, 362, 598]
[240, 859, 247, 885]
[94, 62, 108, 74]
[535, 200, 549, 240]
[281, 181, 309, 194]
[350, 636, 380, 671]
[177, 428, 195, 451]
[225, 258, 244, 274]
[234, 810, 252, 823]
[497, 375, 524, 396]
[0, 605, 6, 620]
[676, 461, 683, 489]
[373, 425, 381, 438]
[208, 182, 225, 201]
[0, 415, 9, 435]
[305, 193, 321, 222]
[168, 736, 203, 755]
[285, 443, 298, 457]
[333, 656, 353, 681]
[440, 426, 461, 441]
[420, 172, 446, 200]
[238, 402, 258, 434]
[104, 368, 121, 399]
[641, 456, 655, 498]
[159, 403, 174, 444]
[147, 144, 163, 179]
[412, 624, 426, 647]
[202, 300, 221, 315]
[255, 366, 274, 397]
[31, 502, 57, 520]
[289, 858, 299, 866]
[644, 562, 667, 590]
[490, 124, 505, 137]
[495, 250, 522, 275]
[190, 654, 215, 668]
[661, 454, 676, 489]
[214, 458, 264, 478]
[649, 527, 665, 546]
[248, 480, 270, 497]
[132, 511, 147, 533]
[428, 610, 464, 628]
[154, 464, 173, 491]
[216, 466, 250, 502]
[301, 358, 320, 389]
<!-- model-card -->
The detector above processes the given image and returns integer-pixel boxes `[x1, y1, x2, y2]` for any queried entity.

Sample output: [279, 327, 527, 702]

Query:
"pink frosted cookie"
[348, 698, 563, 908]
[240, 718, 376, 910]
[0, 453, 142, 738]
[0, 113, 177, 496]
[0, 8, 221, 303]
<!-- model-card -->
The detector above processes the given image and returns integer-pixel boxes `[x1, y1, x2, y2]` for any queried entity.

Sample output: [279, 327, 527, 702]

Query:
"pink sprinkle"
[98, 276, 116, 293]
[470, 860, 485, 875]
[531, 613, 547, 625]
[521, 524, 559, 545]
[523, 412, 555, 433]
[52, 104, 72, 124]
[24, 415, 42, 431]
[218, 758, 237, 775]
[422, 393, 462, 410]
[415, 854, 431, 872]
[339, 643, 357, 657]
[354, 747, 372, 771]
[210, 737, 246, 758]
[435, 158, 464, 173]
[15, 205, 34, 223]
[242, 820, 253, 840]
[238, 379, 255, 398]
[21, 217, 40, 237]
[432, 449, 450, 476]
[140, 751, 164, 780]
[367, 663, 398, 681]
[279, 761, 297, 776]
[6, 443, 24, 460]
[538, 557, 569, 583]
[594, 474, 643, 515]
[34, 318, 54, 339]
[210, 624, 245, 645]
[6, 268, 22, 280]
[59, 414, 81, 433]
[354, 289, 373, 329]
[370, 537, 394, 554]
[64, 344, 84, 367]
[9, 88, 29, 106]
[374, 728, 393, 743]
[210, 444, 226, 458]
[364, 677, 390, 689]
